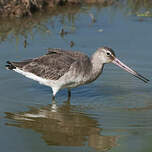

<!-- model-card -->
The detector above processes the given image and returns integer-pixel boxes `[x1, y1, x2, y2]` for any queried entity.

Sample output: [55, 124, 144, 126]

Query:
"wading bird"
[6, 47, 149, 99]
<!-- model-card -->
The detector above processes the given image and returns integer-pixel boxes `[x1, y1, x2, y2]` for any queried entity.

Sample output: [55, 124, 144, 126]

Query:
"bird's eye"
[106, 52, 110, 56]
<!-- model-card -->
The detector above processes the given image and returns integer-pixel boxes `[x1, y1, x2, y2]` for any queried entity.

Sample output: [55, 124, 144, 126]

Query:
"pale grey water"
[0, 5, 152, 152]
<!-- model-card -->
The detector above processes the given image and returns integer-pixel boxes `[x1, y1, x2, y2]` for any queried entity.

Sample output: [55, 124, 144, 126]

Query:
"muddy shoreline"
[1, 0, 151, 18]
[0, 0, 114, 18]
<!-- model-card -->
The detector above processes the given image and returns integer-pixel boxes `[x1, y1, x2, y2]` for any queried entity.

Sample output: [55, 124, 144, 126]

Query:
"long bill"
[112, 58, 149, 83]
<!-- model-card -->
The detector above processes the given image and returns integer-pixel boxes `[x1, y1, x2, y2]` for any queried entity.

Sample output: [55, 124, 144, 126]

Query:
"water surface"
[0, 3, 152, 152]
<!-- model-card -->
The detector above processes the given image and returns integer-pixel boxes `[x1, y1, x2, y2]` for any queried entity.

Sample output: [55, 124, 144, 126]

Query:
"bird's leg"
[52, 95, 55, 101]
[67, 89, 71, 103]
[68, 89, 71, 98]
[52, 87, 59, 101]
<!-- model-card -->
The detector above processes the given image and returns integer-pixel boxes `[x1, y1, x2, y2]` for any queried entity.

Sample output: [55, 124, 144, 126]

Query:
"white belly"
[13, 68, 90, 96]
[14, 68, 56, 87]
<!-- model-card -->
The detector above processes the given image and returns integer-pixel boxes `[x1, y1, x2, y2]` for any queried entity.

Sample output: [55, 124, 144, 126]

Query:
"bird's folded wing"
[11, 53, 76, 80]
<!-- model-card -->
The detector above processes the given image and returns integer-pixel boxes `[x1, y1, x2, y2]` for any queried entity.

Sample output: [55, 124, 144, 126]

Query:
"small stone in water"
[98, 29, 103, 32]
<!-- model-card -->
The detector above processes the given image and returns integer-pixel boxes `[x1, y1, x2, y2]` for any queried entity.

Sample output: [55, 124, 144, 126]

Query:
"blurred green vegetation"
[124, 0, 152, 16]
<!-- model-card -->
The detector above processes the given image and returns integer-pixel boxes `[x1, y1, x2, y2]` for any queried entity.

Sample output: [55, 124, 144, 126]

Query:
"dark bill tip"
[134, 73, 149, 83]
[112, 57, 149, 83]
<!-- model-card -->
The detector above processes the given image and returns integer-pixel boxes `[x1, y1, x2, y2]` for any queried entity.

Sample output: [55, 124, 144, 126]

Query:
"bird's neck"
[90, 53, 104, 81]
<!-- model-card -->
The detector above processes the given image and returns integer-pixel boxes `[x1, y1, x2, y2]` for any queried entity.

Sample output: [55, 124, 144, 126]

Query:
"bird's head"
[97, 47, 149, 83]
[97, 47, 116, 63]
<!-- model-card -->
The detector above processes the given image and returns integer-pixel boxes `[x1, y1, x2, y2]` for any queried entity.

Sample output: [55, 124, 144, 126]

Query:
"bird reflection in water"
[5, 99, 117, 151]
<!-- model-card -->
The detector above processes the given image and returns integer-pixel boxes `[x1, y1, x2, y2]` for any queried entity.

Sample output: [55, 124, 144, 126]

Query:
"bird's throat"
[90, 57, 104, 81]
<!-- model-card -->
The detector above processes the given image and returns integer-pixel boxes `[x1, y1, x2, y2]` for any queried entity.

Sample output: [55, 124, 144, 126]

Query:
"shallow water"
[0, 4, 152, 152]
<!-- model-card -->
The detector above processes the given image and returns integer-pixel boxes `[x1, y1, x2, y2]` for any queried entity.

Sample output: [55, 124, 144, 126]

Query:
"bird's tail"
[5, 61, 16, 70]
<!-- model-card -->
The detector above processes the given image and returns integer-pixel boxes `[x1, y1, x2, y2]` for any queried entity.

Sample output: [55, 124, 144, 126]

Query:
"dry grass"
[0, 0, 116, 17]
[0, 0, 45, 17]
[0, 0, 151, 17]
